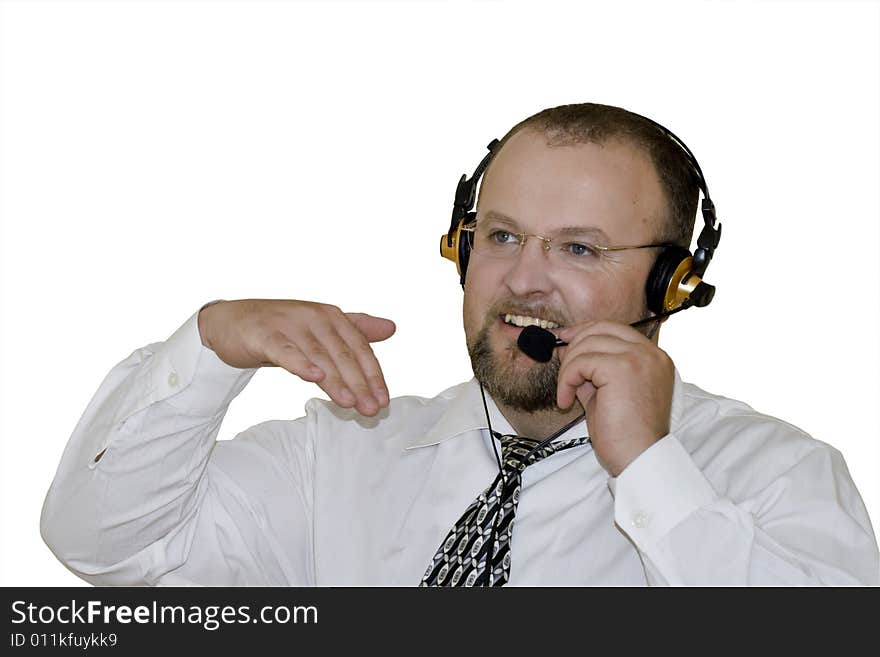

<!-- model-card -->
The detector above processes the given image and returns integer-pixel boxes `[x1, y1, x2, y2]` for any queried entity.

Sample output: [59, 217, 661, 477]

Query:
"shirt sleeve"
[40, 302, 317, 586]
[608, 434, 880, 585]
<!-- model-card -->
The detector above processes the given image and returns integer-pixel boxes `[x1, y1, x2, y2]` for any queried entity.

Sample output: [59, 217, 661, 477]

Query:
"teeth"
[503, 314, 559, 329]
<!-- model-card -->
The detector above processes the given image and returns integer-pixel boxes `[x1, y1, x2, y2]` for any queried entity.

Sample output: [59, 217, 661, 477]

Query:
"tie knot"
[496, 433, 588, 474]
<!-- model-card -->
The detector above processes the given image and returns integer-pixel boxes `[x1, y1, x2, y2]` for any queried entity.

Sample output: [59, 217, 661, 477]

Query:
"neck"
[493, 399, 586, 441]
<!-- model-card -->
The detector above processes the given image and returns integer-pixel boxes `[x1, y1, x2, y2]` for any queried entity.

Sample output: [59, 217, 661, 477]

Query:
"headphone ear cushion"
[457, 213, 475, 286]
[646, 246, 692, 314]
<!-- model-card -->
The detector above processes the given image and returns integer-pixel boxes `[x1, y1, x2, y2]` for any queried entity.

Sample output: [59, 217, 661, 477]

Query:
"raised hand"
[198, 299, 396, 417]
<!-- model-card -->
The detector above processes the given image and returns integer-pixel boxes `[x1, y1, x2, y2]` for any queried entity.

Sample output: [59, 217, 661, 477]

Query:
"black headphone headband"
[633, 113, 721, 277]
[441, 110, 721, 316]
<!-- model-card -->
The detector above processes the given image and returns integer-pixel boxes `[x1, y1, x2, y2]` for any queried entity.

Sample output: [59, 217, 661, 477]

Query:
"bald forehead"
[477, 128, 668, 242]
[484, 127, 660, 189]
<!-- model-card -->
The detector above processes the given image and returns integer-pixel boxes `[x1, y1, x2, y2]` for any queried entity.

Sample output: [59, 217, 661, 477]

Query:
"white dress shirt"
[41, 305, 879, 586]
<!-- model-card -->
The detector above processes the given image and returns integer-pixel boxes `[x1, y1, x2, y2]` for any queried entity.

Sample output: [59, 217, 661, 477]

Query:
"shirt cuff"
[145, 301, 259, 419]
[607, 435, 717, 550]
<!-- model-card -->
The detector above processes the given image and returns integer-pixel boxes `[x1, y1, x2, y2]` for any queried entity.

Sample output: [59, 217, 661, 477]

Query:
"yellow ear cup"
[440, 223, 463, 276]
[661, 255, 707, 312]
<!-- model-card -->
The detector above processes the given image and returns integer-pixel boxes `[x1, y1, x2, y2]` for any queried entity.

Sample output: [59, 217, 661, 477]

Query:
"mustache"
[484, 300, 569, 327]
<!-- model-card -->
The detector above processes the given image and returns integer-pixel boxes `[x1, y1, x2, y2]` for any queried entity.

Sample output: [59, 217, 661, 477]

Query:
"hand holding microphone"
[517, 310, 681, 477]
[517, 301, 692, 362]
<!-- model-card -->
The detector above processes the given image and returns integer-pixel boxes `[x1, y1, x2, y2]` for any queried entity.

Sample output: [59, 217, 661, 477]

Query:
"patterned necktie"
[419, 431, 589, 587]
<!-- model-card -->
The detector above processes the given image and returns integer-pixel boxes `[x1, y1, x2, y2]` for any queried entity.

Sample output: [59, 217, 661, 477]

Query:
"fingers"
[285, 307, 389, 416]
[267, 341, 325, 383]
[554, 328, 670, 411]
[553, 322, 650, 411]
[556, 352, 614, 410]
[307, 330, 378, 415]
[345, 313, 396, 343]
[555, 319, 649, 346]
[555, 330, 641, 410]
[558, 333, 635, 360]
[335, 317, 391, 407]
[262, 332, 347, 400]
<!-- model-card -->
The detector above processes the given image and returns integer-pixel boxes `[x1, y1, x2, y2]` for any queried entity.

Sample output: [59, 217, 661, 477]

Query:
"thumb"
[345, 312, 397, 343]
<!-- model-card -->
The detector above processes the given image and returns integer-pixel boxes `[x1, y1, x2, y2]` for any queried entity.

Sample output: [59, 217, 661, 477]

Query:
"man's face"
[463, 128, 668, 412]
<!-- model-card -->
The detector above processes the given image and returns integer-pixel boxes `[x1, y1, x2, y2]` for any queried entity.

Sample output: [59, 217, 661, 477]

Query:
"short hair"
[478, 103, 701, 250]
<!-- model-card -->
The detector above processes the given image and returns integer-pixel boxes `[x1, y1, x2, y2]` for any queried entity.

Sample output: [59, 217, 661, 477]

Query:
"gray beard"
[468, 323, 560, 413]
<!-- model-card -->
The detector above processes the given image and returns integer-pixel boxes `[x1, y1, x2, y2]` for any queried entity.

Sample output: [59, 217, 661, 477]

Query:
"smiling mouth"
[501, 313, 561, 330]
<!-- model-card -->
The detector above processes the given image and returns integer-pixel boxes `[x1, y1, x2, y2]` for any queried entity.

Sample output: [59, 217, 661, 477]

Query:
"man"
[41, 103, 879, 585]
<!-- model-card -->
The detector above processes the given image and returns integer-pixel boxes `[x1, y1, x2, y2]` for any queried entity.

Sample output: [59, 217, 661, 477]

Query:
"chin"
[469, 322, 561, 413]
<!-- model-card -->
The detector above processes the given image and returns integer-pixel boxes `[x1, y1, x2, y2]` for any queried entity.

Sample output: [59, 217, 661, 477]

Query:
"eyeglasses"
[461, 222, 674, 272]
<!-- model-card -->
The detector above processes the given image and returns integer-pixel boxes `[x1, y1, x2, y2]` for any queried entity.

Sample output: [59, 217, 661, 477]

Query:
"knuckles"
[557, 343, 674, 380]
[335, 348, 357, 363]
[318, 302, 343, 318]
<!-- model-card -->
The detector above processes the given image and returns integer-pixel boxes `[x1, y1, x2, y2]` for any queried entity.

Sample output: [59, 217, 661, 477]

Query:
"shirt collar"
[670, 366, 684, 428]
[406, 367, 685, 451]
[405, 378, 489, 450]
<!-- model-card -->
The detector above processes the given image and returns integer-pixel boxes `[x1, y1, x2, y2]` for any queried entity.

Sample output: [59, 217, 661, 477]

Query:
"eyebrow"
[481, 210, 612, 245]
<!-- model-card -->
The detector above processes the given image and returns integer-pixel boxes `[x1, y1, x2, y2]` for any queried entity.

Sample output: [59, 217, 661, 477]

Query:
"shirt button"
[168, 371, 179, 388]
[631, 511, 649, 529]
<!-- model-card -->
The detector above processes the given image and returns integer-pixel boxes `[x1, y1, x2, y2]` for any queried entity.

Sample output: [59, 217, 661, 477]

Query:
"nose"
[502, 237, 555, 297]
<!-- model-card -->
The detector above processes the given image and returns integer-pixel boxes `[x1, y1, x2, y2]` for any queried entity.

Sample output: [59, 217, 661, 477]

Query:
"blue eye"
[564, 242, 598, 257]
[489, 230, 517, 244]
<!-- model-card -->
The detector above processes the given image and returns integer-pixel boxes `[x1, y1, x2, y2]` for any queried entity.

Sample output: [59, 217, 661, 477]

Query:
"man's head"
[462, 103, 701, 412]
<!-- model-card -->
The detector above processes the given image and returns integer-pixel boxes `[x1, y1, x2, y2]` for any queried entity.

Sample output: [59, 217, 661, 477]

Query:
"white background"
[1, 0, 877, 586]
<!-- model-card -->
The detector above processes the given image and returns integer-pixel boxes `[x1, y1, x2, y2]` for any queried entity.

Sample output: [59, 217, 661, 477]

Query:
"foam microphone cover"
[517, 325, 559, 363]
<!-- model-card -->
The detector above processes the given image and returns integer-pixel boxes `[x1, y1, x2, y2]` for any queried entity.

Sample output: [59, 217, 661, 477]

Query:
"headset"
[439, 111, 721, 319]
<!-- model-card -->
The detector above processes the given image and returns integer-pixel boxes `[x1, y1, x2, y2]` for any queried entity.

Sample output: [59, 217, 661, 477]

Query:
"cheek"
[559, 274, 641, 322]
[462, 285, 487, 342]
[462, 292, 478, 336]
[462, 261, 500, 326]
